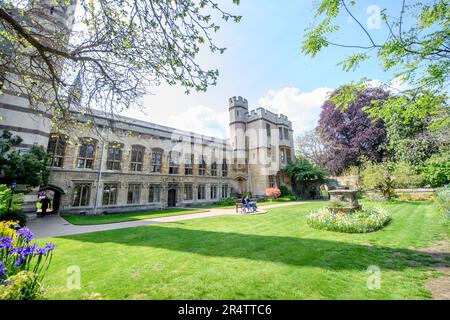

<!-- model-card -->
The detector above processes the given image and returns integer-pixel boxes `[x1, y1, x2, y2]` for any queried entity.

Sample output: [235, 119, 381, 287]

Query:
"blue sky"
[123, 0, 405, 139]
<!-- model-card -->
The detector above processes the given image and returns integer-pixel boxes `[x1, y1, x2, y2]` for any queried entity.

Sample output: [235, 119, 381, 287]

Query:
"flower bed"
[0, 221, 56, 299]
[307, 206, 391, 233]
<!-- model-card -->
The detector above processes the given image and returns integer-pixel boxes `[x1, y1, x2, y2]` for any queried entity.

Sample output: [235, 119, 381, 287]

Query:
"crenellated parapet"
[228, 96, 248, 109]
[246, 107, 292, 128]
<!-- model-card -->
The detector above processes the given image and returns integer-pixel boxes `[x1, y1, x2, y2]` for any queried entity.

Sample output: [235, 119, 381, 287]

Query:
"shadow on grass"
[61, 225, 449, 271]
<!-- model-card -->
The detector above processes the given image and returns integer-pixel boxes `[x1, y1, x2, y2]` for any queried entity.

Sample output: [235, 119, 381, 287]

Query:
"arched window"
[151, 148, 163, 173]
[169, 151, 179, 175]
[77, 138, 96, 169]
[199, 157, 206, 176]
[47, 134, 66, 167]
[130, 145, 145, 172]
[185, 154, 193, 175]
[106, 142, 122, 171]
[211, 162, 217, 176]
[222, 159, 228, 177]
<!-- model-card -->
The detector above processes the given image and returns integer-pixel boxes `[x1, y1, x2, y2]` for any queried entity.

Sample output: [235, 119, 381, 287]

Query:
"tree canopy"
[318, 86, 388, 175]
[302, 0, 449, 131]
[0, 130, 50, 187]
[0, 0, 241, 131]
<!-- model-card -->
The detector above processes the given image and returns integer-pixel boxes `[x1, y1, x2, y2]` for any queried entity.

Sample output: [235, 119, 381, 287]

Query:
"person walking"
[40, 196, 50, 217]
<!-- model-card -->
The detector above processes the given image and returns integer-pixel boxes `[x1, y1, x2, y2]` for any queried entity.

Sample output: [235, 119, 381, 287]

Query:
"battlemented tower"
[228, 96, 295, 196]
[0, 0, 77, 151]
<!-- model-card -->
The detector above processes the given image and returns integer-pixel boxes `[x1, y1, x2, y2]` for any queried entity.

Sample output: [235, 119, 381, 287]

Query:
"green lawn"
[39, 200, 449, 299]
[62, 208, 209, 225]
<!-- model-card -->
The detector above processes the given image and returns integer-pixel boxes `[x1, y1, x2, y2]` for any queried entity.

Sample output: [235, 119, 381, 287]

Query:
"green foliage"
[434, 187, 450, 222]
[285, 159, 327, 184]
[392, 162, 423, 188]
[302, 0, 450, 131]
[308, 206, 391, 233]
[218, 197, 237, 206]
[0, 271, 41, 300]
[361, 162, 394, 199]
[279, 185, 292, 197]
[0, 184, 23, 214]
[422, 152, 450, 187]
[0, 131, 50, 187]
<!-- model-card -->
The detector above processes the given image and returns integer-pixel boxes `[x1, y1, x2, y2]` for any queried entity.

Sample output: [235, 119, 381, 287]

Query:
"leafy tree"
[385, 110, 441, 166]
[361, 162, 395, 200]
[295, 129, 327, 168]
[0, 131, 50, 187]
[302, 0, 449, 131]
[361, 161, 424, 199]
[0, 0, 241, 131]
[422, 152, 450, 187]
[285, 158, 327, 198]
[318, 86, 388, 174]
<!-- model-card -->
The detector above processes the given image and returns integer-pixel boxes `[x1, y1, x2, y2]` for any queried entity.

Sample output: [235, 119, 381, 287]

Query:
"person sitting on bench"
[242, 196, 251, 213]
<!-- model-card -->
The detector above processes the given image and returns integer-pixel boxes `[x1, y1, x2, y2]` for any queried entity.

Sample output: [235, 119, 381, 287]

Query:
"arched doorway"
[167, 188, 177, 207]
[38, 184, 65, 214]
[234, 176, 247, 195]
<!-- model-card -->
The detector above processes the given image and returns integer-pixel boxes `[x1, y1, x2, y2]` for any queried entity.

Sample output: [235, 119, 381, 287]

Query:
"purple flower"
[0, 237, 13, 250]
[45, 243, 56, 251]
[0, 261, 6, 277]
[17, 227, 34, 242]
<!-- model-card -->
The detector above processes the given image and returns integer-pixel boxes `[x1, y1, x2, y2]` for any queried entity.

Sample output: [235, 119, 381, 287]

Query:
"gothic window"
[185, 154, 193, 175]
[127, 184, 141, 204]
[210, 185, 218, 199]
[47, 134, 66, 167]
[184, 184, 193, 200]
[130, 145, 144, 172]
[222, 160, 228, 177]
[199, 157, 206, 176]
[73, 183, 91, 206]
[198, 184, 206, 200]
[148, 185, 161, 203]
[211, 162, 217, 176]
[221, 184, 228, 198]
[268, 175, 276, 188]
[169, 151, 179, 174]
[106, 143, 122, 171]
[102, 183, 118, 205]
[77, 139, 96, 169]
[151, 149, 162, 173]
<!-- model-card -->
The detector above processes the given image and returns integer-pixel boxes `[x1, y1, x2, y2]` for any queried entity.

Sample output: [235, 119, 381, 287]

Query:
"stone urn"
[327, 190, 361, 214]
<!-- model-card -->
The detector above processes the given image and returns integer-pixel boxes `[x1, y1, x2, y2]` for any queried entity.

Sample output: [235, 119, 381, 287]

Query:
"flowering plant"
[265, 188, 281, 199]
[307, 206, 391, 233]
[0, 221, 56, 299]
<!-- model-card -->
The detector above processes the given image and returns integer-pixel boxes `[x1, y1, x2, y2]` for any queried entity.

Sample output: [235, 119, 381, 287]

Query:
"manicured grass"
[62, 208, 209, 225]
[38, 200, 449, 299]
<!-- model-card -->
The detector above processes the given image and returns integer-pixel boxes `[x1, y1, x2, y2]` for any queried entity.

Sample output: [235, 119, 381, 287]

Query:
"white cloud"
[167, 105, 230, 139]
[258, 87, 333, 134]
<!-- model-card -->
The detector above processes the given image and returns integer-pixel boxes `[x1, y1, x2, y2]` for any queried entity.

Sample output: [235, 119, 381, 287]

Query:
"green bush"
[0, 209, 28, 227]
[307, 206, 391, 233]
[434, 187, 450, 222]
[422, 152, 450, 187]
[217, 197, 236, 206]
[279, 185, 292, 197]
[0, 185, 26, 226]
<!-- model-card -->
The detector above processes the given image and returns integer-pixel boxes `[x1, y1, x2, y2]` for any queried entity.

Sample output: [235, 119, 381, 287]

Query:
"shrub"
[0, 221, 56, 300]
[307, 206, 391, 233]
[265, 188, 281, 199]
[396, 193, 434, 202]
[279, 185, 292, 197]
[434, 187, 450, 222]
[217, 197, 236, 206]
[422, 152, 450, 187]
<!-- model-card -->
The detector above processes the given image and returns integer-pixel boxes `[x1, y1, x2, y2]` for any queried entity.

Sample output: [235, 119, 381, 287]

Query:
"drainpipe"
[93, 127, 109, 215]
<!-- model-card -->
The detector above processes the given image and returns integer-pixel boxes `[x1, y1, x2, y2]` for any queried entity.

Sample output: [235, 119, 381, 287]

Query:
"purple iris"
[0, 237, 13, 250]
[0, 261, 6, 277]
[17, 227, 34, 242]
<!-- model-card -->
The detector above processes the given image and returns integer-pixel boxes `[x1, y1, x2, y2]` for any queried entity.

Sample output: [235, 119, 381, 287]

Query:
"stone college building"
[0, 1, 295, 214]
